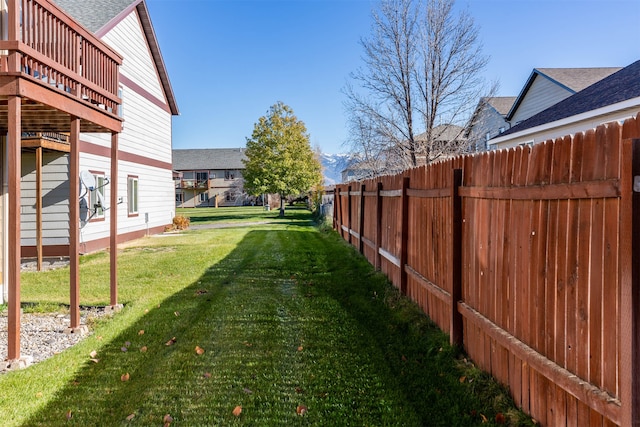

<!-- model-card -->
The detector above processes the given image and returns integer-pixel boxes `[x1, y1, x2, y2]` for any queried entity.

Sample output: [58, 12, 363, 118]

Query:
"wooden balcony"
[177, 179, 210, 190]
[4, 0, 124, 362]
[0, 0, 123, 133]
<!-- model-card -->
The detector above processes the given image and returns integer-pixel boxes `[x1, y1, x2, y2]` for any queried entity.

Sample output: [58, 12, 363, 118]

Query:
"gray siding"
[511, 77, 573, 125]
[20, 152, 70, 246]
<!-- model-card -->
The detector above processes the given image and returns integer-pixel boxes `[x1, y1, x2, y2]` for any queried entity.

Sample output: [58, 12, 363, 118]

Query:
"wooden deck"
[3, 0, 123, 361]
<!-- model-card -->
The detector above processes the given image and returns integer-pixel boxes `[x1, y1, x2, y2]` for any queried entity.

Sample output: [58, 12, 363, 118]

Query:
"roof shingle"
[172, 149, 248, 171]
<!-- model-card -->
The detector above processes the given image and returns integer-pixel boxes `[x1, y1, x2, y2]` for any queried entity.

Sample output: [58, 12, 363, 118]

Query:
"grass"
[0, 206, 533, 426]
[176, 205, 303, 225]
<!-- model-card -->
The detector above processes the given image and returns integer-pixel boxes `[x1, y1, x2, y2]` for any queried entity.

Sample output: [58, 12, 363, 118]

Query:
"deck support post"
[36, 147, 43, 271]
[7, 95, 21, 361]
[110, 132, 118, 306]
[69, 117, 80, 329]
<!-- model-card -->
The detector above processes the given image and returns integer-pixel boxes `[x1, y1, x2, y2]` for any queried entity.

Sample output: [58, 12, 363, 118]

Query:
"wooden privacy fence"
[333, 114, 640, 426]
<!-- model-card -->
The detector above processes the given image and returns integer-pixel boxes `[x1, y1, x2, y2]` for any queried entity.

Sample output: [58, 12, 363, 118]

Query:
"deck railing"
[0, 0, 122, 113]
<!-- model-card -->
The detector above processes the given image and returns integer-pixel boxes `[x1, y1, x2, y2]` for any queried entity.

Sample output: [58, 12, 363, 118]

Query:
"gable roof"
[415, 124, 466, 142]
[494, 60, 640, 139]
[54, 0, 179, 116]
[486, 97, 517, 116]
[506, 67, 621, 120]
[173, 149, 248, 171]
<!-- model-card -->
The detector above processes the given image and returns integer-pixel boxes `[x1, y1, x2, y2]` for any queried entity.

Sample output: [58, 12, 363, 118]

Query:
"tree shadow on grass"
[21, 227, 511, 426]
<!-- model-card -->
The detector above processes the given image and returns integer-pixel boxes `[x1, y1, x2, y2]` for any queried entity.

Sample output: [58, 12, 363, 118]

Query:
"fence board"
[333, 113, 640, 426]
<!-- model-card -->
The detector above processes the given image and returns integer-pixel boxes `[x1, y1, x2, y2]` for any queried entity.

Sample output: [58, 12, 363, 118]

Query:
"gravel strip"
[0, 308, 111, 373]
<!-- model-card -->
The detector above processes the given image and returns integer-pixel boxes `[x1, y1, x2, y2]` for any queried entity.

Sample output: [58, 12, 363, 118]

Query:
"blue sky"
[146, 0, 640, 154]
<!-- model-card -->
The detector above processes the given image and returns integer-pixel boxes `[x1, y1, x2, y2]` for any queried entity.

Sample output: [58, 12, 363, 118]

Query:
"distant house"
[341, 124, 466, 182]
[173, 149, 249, 207]
[18, 0, 179, 257]
[505, 67, 621, 126]
[465, 97, 516, 151]
[490, 60, 640, 149]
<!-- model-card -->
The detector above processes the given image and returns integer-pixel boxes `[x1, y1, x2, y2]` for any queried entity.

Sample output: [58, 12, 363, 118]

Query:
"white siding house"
[506, 67, 621, 127]
[490, 60, 640, 149]
[19, 0, 179, 257]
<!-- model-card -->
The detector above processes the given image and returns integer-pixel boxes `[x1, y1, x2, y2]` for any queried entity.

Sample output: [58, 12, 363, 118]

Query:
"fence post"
[621, 136, 640, 426]
[333, 185, 340, 230]
[375, 182, 383, 270]
[400, 176, 410, 295]
[359, 183, 366, 254]
[450, 168, 463, 347]
[347, 185, 352, 245]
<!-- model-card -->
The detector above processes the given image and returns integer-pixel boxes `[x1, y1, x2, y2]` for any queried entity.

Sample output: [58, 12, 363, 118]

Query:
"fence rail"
[334, 113, 640, 426]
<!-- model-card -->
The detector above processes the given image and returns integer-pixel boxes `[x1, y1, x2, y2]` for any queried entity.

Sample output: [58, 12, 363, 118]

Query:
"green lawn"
[176, 205, 309, 225]
[0, 207, 532, 426]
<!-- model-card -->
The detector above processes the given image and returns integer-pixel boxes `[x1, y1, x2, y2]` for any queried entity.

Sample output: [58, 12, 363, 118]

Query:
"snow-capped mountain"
[320, 153, 351, 186]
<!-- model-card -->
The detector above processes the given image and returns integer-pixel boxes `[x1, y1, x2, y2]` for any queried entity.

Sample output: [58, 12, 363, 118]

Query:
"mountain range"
[319, 153, 351, 186]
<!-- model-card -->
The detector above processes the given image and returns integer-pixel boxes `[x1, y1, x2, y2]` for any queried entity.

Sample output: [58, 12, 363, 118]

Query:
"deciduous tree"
[243, 102, 323, 216]
[344, 0, 492, 172]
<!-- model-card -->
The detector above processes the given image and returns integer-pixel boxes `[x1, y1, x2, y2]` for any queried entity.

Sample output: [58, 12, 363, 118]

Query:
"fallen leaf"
[124, 341, 131, 347]
[295, 387, 304, 394]
[203, 372, 212, 378]
[138, 330, 145, 335]
[163, 414, 173, 425]
[243, 387, 253, 394]
[196, 289, 208, 295]
[232, 406, 242, 417]
[96, 335, 103, 341]
[126, 413, 135, 421]
[297, 346, 304, 352]
[36, 392, 43, 398]
[401, 355, 407, 361]
[121, 347, 128, 352]
[459, 376, 466, 383]
[89, 358, 100, 363]
[140, 346, 148, 353]
[145, 309, 149, 313]
[121, 373, 130, 382]
[495, 412, 506, 424]
[244, 341, 252, 347]
[480, 413, 488, 423]
[296, 405, 308, 415]
[89, 350, 97, 358]
[66, 410, 73, 420]
[174, 311, 180, 317]
[165, 337, 177, 346]
[195, 346, 205, 355]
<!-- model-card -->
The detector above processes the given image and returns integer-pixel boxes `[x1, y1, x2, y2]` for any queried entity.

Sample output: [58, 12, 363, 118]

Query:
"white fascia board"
[491, 97, 640, 146]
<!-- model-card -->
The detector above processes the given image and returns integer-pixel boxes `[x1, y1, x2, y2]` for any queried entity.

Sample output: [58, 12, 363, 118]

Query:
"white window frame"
[89, 171, 105, 220]
[128, 175, 139, 216]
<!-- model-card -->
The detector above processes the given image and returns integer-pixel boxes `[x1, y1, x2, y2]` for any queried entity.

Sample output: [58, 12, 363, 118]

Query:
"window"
[209, 172, 216, 179]
[199, 192, 209, 202]
[128, 176, 138, 216]
[196, 171, 208, 182]
[485, 132, 491, 142]
[225, 170, 234, 180]
[89, 172, 105, 220]
[176, 192, 183, 203]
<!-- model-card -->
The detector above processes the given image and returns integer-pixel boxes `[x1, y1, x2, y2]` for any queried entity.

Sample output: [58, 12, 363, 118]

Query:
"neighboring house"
[341, 158, 386, 182]
[465, 97, 516, 151]
[173, 148, 249, 207]
[490, 59, 640, 149]
[506, 67, 621, 126]
[342, 124, 467, 182]
[414, 124, 467, 162]
[17, 0, 179, 256]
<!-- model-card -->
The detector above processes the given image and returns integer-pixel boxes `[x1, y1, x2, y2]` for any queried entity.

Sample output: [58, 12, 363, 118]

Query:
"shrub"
[167, 215, 190, 231]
